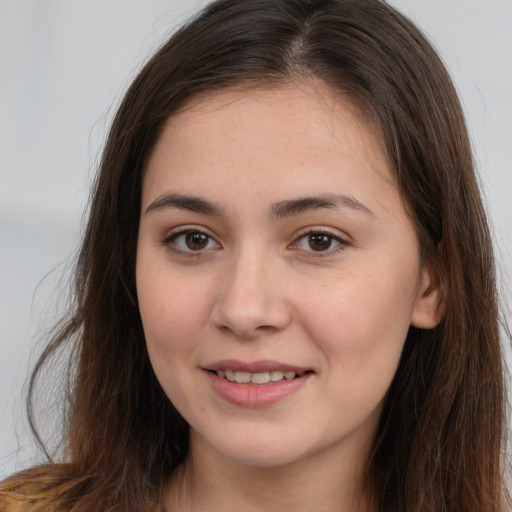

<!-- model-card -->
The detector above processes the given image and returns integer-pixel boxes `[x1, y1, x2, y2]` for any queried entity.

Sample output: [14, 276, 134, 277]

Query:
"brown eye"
[185, 232, 209, 250]
[308, 233, 333, 252]
[293, 231, 345, 254]
[168, 230, 220, 253]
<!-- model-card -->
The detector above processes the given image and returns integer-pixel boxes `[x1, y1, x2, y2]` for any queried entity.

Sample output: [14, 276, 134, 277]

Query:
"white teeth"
[250, 372, 270, 384]
[216, 369, 299, 384]
[235, 371, 251, 383]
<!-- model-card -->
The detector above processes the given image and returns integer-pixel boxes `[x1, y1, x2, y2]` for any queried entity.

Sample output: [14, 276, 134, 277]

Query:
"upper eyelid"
[163, 225, 218, 241]
[292, 226, 350, 242]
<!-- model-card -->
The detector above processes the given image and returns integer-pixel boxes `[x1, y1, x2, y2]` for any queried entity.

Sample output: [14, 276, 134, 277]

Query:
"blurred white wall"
[1, 0, 511, 477]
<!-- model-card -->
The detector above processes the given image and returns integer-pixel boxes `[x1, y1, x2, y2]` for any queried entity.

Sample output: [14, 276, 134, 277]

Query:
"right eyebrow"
[145, 193, 223, 216]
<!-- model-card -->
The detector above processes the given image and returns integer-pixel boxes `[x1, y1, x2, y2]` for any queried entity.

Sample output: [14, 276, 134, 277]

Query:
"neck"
[162, 431, 374, 512]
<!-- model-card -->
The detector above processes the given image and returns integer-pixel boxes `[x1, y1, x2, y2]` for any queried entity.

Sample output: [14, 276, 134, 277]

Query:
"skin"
[136, 81, 443, 512]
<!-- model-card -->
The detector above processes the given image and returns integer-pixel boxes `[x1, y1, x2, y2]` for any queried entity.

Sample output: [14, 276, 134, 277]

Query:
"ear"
[411, 260, 445, 329]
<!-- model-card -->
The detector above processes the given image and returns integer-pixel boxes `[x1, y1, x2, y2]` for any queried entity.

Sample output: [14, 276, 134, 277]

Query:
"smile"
[215, 369, 301, 384]
[204, 361, 313, 407]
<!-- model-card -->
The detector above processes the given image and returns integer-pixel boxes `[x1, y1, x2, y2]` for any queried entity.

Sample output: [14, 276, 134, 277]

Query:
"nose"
[210, 247, 292, 339]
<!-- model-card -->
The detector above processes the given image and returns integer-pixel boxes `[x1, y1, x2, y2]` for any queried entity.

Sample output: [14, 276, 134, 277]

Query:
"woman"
[1, 0, 509, 510]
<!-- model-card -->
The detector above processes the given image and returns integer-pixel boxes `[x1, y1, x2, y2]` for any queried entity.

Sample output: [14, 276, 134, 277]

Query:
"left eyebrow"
[270, 194, 374, 220]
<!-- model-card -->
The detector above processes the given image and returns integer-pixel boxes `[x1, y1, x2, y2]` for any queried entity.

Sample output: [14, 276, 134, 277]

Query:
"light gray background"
[1, 0, 511, 477]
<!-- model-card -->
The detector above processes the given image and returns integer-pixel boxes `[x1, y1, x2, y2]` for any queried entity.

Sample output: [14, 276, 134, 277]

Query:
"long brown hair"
[1, 0, 509, 510]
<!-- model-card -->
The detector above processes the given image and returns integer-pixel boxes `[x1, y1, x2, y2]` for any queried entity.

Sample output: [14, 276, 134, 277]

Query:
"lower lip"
[205, 371, 311, 407]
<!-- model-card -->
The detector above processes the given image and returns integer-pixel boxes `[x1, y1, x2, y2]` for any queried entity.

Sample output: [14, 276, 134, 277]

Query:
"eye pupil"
[185, 232, 209, 250]
[308, 234, 331, 251]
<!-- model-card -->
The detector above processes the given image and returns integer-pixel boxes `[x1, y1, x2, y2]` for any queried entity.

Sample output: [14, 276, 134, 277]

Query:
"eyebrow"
[145, 192, 373, 218]
[145, 193, 223, 216]
[270, 194, 374, 219]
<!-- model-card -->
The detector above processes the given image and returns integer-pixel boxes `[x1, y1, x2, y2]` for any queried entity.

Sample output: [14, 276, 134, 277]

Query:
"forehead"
[142, 81, 397, 216]
[167, 81, 380, 152]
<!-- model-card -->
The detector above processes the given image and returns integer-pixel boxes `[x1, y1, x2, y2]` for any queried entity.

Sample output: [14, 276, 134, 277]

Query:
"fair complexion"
[136, 82, 443, 512]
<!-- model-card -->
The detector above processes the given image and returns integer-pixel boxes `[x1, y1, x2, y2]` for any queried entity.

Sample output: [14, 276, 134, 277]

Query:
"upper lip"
[204, 359, 312, 374]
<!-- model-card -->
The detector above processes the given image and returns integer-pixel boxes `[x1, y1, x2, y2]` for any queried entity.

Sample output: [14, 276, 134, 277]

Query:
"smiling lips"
[216, 369, 301, 384]
[205, 360, 313, 406]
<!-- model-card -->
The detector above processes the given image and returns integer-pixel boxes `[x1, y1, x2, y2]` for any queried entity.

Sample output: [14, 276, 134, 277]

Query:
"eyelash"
[290, 228, 348, 257]
[162, 227, 348, 257]
[162, 228, 221, 256]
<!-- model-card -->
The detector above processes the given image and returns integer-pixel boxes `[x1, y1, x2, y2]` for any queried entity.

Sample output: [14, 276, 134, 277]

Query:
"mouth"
[204, 360, 313, 406]
[212, 369, 309, 385]
[204, 359, 314, 385]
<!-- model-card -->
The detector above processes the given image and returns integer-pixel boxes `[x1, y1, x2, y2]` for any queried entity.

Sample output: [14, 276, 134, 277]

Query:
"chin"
[193, 424, 323, 469]
[221, 443, 308, 468]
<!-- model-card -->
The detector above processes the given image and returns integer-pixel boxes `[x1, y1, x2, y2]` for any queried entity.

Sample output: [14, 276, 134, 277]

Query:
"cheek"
[297, 265, 418, 381]
[137, 273, 207, 408]
[303, 279, 412, 344]
[137, 262, 212, 364]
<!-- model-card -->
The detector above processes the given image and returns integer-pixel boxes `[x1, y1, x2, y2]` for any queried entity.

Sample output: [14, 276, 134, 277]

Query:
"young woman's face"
[137, 83, 440, 470]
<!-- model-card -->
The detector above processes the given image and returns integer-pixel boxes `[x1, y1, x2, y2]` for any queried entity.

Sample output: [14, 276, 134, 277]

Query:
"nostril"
[215, 322, 280, 339]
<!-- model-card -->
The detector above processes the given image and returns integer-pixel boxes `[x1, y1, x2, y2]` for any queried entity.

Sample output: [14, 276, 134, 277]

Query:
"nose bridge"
[212, 241, 290, 337]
